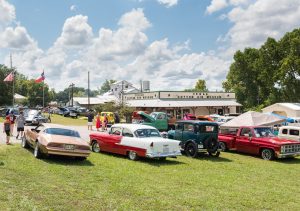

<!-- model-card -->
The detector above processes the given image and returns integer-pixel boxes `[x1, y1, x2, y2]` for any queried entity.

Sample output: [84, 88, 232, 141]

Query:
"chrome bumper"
[277, 151, 300, 158]
[46, 147, 90, 157]
[146, 151, 182, 158]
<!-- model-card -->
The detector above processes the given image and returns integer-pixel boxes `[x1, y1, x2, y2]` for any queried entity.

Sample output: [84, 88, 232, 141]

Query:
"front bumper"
[146, 151, 182, 158]
[276, 151, 300, 158]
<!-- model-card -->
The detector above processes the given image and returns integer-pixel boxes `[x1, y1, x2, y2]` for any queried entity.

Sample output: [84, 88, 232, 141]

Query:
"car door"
[182, 123, 197, 142]
[174, 123, 183, 141]
[103, 127, 123, 154]
[236, 128, 257, 154]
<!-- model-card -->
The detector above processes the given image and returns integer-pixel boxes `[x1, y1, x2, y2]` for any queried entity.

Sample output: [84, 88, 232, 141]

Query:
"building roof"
[125, 99, 242, 108]
[277, 103, 300, 111]
[73, 96, 117, 105]
[111, 80, 132, 86]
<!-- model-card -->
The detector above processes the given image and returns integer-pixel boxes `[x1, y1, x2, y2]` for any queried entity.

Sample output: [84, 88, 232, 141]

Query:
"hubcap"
[34, 145, 38, 157]
[187, 145, 195, 156]
[262, 150, 271, 160]
[22, 137, 25, 147]
[219, 142, 226, 151]
[93, 142, 100, 153]
[129, 151, 136, 160]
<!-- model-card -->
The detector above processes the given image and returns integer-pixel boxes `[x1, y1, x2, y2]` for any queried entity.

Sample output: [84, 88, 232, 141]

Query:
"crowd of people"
[87, 111, 120, 132]
[2, 110, 26, 145]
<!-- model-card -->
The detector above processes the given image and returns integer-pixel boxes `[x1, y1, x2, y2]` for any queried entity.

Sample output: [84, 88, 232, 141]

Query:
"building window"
[168, 94, 170, 97]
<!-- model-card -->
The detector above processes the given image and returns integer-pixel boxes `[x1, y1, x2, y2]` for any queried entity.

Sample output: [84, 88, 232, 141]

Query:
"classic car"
[22, 123, 91, 160]
[168, 120, 221, 157]
[89, 124, 182, 160]
[25, 110, 48, 125]
[278, 126, 300, 142]
[137, 111, 176, 131]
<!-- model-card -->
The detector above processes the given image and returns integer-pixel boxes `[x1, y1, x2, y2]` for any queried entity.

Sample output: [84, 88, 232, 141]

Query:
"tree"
[0, 65, 14, 106]
[99, 79, 116, 95]
[195, 79, 208, 92]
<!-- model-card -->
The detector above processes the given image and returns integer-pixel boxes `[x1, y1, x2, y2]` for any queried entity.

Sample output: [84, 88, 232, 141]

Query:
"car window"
[240, 128, 251, 137]
[290, 129, 299, 136]
[254, 127, 275, 137]
[134, 129, 161, 138]
[282, 129, 288, 134]
[44, 128, 80, 138]
[123, 128, 134, 137]
[184, 124, 194, 132]
[175, 123, 183, 130]
[111, 127, 122, 135]
[199, 125, 217, 133]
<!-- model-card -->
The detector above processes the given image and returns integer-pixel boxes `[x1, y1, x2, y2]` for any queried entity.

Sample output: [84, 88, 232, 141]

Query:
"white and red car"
[89, 124, 182, 160]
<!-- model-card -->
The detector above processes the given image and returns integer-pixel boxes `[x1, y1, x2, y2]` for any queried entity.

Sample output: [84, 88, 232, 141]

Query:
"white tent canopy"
[14, 93, 26, 100]
[221, 111, 284, 129]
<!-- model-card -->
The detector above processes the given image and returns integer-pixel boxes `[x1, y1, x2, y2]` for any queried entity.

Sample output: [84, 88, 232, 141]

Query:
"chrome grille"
[281, 144, 300, 153]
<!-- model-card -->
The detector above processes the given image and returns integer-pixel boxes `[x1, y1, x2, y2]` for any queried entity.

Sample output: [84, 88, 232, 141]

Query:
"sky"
[1, 0, 300, 92]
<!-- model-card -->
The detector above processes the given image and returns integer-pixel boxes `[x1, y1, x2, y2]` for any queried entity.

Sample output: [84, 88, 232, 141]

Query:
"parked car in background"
[196, 115, 214, 122]
[132, 110, 150, 123]
[69, 109, 80, 118]
[183, 113, 196, 120]
[22, 124, 90, 160]
[58, 107, 70, 117]
[217, 116, 235, 125]
[100, 112, 115, 125]
[137, 111, 176, 131]
[25, 110, 48, 125]
[77, 107, 89, 117]
[90, 124, 181, 161]
[218, 126, 300, 160]
[278, 126, 300, 141]
[168, 120, 221, 157]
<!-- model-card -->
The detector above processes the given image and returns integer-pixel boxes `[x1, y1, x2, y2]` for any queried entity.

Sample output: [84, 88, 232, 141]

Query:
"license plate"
[198, 144, 203, 149]
[163, 146, 169, 153]
[65, 144, 75, 150]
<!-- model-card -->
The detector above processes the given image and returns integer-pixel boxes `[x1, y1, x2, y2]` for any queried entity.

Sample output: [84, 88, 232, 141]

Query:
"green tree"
[99, 79, 116, 94]
[0, 65, 14, 106]
[194, 79, 208, 92]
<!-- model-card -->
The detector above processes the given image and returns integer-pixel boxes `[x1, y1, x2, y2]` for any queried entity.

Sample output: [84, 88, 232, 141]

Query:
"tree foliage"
[185, 79, 208, 92]
[99, 79, 116, 94]
[223, 28, 300, 110]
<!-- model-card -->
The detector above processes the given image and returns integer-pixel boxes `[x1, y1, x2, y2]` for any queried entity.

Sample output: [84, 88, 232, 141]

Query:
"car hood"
[137, 111, 155, 122]
[262, 137, 299, 145]
[45, 134, 89, 146]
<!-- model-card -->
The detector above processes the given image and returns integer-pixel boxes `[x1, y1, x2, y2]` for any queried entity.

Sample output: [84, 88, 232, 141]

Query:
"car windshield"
[254, 127, 275, 138]
[150, 113, 157, 119]
[45, 128, 80, 138]
[134, 129, 161, 138]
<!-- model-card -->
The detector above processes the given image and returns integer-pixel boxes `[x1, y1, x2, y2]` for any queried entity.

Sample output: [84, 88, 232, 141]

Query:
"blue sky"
[1, 0, 300, 91]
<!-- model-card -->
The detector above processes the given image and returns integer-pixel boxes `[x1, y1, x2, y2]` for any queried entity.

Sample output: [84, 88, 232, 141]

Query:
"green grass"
[48, 114, 87, 126]
[0, 145, 300, 210]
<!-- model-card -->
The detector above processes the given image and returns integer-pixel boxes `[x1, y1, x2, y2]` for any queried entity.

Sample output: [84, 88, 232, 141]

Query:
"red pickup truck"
[218, 126, 300, 160]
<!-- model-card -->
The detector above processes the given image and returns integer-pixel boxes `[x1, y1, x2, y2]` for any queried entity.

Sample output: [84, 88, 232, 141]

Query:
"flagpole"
[10, 53, 14, 107]
[43, 69, 45, 108]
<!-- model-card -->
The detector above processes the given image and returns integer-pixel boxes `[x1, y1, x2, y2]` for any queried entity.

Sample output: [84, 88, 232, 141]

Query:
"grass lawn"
[48, 114, 87, 126]
[0, 145, 300, 210]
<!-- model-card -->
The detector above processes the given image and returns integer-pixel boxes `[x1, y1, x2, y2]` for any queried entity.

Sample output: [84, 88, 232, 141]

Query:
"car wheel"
[219, 142, 227, 152]
[128, 151, 138, 161]
[91, 141, 101, 153]
[261, 149, 274, 160]
[34, 142, 43, 159]
[21, 135, 29, 149]
[185, 143, 198, 158]
[209, 151, 220, 157]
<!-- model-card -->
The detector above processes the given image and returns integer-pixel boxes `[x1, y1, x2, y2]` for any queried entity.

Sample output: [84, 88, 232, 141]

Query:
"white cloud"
[218, 0, 300, 57]
[206, 0, 228, 14]
[0, 0, 15, 27]
[55, 15, 93, 47]
[70, 5, 77, 12]
[118, 8, 151, 31]
[157, 0, 178, 8]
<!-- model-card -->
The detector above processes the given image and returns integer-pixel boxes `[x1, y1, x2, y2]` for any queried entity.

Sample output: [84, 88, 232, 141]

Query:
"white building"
[109, 80, 140, 99]
[124, 91, 242, 118]
[262, 103, 300, 118]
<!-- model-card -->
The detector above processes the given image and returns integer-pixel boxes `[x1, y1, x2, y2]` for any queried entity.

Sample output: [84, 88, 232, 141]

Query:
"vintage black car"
[168, 120, 220, 157]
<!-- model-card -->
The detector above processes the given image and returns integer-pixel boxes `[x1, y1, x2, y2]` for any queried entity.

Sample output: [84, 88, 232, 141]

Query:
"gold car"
[22, 124, 90, 160]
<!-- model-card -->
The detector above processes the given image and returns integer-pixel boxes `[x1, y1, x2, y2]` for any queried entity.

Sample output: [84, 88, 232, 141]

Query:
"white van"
[278, 126, 300, 141]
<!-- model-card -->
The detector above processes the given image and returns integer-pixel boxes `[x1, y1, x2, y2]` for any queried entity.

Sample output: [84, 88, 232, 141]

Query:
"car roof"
[280, 126, 300, 129]
[112, 123, 157, 131]
[39, 123, 77, 131]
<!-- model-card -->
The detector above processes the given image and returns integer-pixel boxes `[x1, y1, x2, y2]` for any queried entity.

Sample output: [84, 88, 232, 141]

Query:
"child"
[3, 116, 11, 144]
[95, 113, 101, 131]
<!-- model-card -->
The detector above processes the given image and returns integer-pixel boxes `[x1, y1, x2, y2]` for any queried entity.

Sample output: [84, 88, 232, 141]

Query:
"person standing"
[87, 111, 94, 131]
[114, 112, 120, 124]
[95, 113, 101, 131]
[16, 111, 25, 139]
[8, 111, 16, 136]
[3, 116, 11, 144]
[103, 114, 108, 131]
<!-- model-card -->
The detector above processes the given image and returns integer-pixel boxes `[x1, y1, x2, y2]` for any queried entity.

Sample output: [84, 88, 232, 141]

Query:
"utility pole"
[121, 80, 124, 108]
[10, 53, 14, 107]
[88, 71, 90, 110]
[69, 83, 75, 107]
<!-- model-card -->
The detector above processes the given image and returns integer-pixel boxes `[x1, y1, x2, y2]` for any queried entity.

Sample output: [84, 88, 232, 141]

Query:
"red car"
[218, 126, 300, 160]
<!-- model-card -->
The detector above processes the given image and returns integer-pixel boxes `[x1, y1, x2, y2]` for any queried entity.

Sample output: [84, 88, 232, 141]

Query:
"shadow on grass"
[95, 151, 186, 166]
[25, 148, 94, 166]
[275, 157, 300, 164]
[195, 153, 233, 162]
